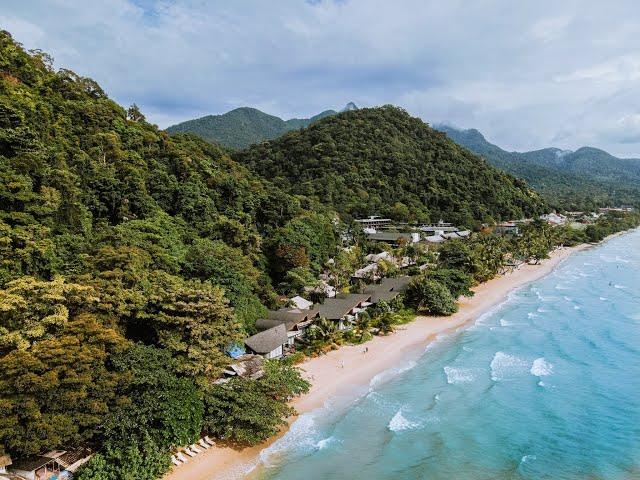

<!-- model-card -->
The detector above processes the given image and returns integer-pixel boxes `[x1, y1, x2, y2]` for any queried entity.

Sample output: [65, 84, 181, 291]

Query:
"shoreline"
[165, 243, 590, 480]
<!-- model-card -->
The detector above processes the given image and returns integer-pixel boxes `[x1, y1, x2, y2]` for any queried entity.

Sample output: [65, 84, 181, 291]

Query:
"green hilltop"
[166, 104, 353, 149]
[233, 106, 547, 226]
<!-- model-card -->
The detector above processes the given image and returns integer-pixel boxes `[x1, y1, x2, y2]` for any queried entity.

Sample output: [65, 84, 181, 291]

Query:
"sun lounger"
[190, 444, 203, 453]
[171, 455, 182, 466]
[198, 439, 210, 449]
[204, 436, 215, 446]
[177, 452, 189, 462]
[184, 448, 197, 457]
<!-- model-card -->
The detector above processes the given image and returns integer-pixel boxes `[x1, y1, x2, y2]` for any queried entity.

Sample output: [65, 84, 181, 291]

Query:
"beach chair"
[171, 455, 182, 466]
[184, 447, 197, 457]
[204, 436, 216, 446]
[177, 452, 189, 463]
[190, 444, 203, 453]
[198, 438, 211, 449]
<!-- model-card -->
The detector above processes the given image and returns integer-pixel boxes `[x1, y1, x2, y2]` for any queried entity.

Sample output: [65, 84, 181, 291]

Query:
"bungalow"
[355, 216, 392, 229]
[541, 212, 567, 226]
[289, 295, 313, 310]
[364, 276, 412, 303]
[9, 448, 92, 480]
[442, 230, 471, 240]
[494, 222, 520, 235]
[244, 323, 288, 359]
[419, 221, 459, 235]
[221, 354, 265, 381]
[255, 307, 320, 345]
[366, 231, 420, 246]
[318, 293, 372, 330]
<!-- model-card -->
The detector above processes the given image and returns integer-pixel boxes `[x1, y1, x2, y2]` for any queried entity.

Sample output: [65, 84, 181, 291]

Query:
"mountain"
[437, 125, 640, 209]
[167, 103, 357, 149]
[233, 106, 546, 227]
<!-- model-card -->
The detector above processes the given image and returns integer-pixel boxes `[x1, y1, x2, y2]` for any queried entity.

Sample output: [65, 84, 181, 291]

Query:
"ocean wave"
[614, 284, 626, 289]
[490, 352, 530, 381]
[369, 360, 417, 389]
[536, 306, 550, 313]
[316, 436, 340, 450]
[527, 312, 539, 319]
[388, 409, 420, 432]
[599, 297, 608, 301]
[563, 296, 572, 302]
[258, 410, 322, 466]
[444, 366, 477, 384]
[530, 357, 554, 377]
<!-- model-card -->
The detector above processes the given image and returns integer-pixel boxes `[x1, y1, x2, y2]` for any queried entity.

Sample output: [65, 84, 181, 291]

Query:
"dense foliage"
[0, 30, 314, 468]
[439, 126, 640, 210]
[166, 106, 339, 149]
[203, 360, 310, 445]
[234, 106, 546, 226]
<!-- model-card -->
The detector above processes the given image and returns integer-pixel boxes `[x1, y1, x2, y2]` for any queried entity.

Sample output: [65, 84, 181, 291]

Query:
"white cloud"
[3, 0, 640, 156]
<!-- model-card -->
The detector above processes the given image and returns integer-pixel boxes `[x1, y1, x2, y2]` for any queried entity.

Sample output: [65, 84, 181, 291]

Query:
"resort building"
[363, 276, 412, 303]
[317, 293, 373, 330]
[221, 354, 265, 381]
[494, 222, 520, 235]
[9, 448, 92, 480]
[255, 308, 320, 346]
[355, 216, 392, 229]
[541, 212, 568, 226]
[244, 323, 289, 359]
[289, 295, 314, 310]
[419, 221, 459, 235]
[365, 231, 420, 246]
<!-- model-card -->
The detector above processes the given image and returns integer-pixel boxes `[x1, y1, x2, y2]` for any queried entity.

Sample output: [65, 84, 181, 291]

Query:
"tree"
[426, 268, 474, 299]
[405, 277, 458, 315]
[203, 360, 309, 446]
[102, 344, 203, 450]
[302, 318, 341, 354]
[137, 273, 242, 382]
[0, 312, 128, 456]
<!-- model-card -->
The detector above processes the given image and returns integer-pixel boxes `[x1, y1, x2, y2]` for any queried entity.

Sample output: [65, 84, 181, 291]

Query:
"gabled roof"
[317, 293, 371, 320]
[364, 276, 412, 302]
[366, 232, 415, 242]
[256, 308, 320, 332]
[245, 323, 288, 354]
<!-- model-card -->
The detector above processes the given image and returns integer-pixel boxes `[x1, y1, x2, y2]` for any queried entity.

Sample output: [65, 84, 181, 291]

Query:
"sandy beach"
[165, 244, 587, 480]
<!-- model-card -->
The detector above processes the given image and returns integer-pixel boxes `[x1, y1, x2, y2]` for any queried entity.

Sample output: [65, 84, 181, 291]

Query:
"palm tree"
[303, 318, 340, 354]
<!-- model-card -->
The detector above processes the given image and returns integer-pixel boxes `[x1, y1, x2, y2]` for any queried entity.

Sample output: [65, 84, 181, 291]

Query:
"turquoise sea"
[252, 230, 640, 480]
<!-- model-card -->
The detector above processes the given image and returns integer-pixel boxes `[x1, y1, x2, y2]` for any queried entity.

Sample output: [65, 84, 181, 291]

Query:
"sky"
[3, 0, 640, 156]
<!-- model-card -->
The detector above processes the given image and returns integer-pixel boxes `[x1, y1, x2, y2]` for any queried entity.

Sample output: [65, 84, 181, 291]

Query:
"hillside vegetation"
[166, 106, 341, 149]
[0, 30, 332, 470]
[234, 106, 546, 226]
[439, 126, 640, 210]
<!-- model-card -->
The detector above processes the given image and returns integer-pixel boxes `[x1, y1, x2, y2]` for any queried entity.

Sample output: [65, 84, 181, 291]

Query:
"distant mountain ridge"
[437, 125, 640, 209]
[167, 103, 357, 149]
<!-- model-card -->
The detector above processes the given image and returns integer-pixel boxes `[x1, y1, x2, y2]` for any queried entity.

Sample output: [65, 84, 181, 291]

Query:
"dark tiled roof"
[245, 324, 288, 354]
[364, 276, 412, 302]
[366, 232, 415, 242]
[256, 308, 319, 332]
[317, 294, 371, 320]
[10, 455, 53, 472]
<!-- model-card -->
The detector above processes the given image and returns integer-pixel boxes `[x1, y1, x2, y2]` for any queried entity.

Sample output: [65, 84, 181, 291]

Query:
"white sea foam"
[490, 352, 530, 381]
[316, 436, 339, 450]
[444, 366, 476, 384]
[536, 306, 550, 313]
[388, 409, 420, 432]
[531, 357, 554, 377]
[563, 296, 572, 302]
[520, 454, 537, 464]
[614, 284, 626, 289]
[600, 297, 608, 301]
[369, 360, 417, 389]
[574, 305, 581, 310]
[258, 410, 321, 466]
[527, 312, 539, 319]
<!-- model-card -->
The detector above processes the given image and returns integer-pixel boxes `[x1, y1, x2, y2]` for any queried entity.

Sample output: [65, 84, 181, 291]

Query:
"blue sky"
[3, 0, 640, 156]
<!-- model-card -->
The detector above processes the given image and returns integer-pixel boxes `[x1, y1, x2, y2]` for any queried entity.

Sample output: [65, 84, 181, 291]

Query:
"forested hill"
[0, 29, 339, 463]
[234, 106, 546, 227]
[166, 104, 355, 149]
[438, 125, 640, 210]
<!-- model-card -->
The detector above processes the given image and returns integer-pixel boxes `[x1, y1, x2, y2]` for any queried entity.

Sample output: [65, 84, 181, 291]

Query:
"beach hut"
[244, 324, 289, 359]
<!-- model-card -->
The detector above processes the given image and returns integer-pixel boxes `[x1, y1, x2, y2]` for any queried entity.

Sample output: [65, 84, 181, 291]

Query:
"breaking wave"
[490, 352, 530, 381]
[388, 409, 420, 432]
[531, 357, 554, 377]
